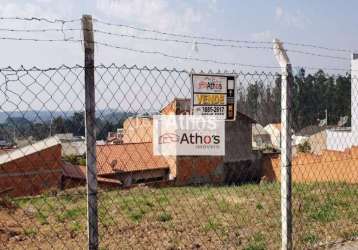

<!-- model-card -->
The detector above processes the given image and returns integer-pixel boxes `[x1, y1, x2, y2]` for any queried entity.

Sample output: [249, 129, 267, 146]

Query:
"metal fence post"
[82, 14, 98, 250]
[273, 38, 293, 250]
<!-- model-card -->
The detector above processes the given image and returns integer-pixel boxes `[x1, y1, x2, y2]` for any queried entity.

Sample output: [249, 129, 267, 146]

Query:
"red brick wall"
[175, 156, 224, 185]
[0, 145, 62, 197]
[262, 147, 358, 183]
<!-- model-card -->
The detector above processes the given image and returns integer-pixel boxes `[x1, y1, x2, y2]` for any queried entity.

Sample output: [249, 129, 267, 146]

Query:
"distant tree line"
[0, 112, 131, 144]
[0, 69, 351, 144]
[238, 69, 351, 131]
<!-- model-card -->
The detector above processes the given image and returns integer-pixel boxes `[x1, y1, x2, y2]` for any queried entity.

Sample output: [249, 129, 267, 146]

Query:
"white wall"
[264, 124, 281, 149]
[327, 54, 358, 151]
[326, 129, 354, 151]
[352, 54, 358, 139]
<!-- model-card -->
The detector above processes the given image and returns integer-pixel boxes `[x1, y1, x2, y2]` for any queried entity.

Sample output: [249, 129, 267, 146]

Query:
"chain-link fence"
[0, 15, 357, 250]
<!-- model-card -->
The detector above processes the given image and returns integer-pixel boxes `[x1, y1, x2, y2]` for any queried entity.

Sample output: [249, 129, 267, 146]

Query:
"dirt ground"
[0, 183, 357, 249]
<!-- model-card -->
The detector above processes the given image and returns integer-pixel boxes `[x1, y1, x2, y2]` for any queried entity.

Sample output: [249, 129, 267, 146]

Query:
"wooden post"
[82, 14, 98, 250]
[273, 38, 293, 250]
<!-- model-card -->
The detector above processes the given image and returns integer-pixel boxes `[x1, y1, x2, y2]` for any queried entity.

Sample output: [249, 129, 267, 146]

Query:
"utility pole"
[273, 38, 293, 250]
[82, 14, 98, 250]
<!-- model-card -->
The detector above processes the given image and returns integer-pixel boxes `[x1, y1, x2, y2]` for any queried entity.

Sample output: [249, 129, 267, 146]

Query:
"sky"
[0, 0, 358, 113]
[0, 0, 357, 73]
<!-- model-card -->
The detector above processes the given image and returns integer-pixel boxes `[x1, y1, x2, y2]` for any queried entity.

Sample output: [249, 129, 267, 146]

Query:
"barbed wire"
[0, 34, 351, 72]
[93, 18, 357, 54]
[93, 41, 281, 69]
[94, 41, 353, 72]
[0, 17, 81, 24]
[0, 27, 350, 61]
[0, 16, 353, 72]
[0, 36, 81, 43]
[1, 16, 356, 54]
[92, 29, 349, 61]
[0, 28, 81, 33]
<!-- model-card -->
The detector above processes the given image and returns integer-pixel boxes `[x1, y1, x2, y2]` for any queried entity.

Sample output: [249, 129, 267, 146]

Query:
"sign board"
[191, 73, 236, 120]
[153, 115, 225, 156]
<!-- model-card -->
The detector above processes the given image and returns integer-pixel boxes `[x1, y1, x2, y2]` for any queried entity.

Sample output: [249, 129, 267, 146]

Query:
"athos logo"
[159, 132, 220, 145]
[158, 133, 179, 144]
[153, 115, 225, 156]
[197, 78, 223, 90]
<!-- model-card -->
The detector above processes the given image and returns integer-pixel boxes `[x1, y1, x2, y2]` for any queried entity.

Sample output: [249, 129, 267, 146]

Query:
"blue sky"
[0, 0, 357, 73]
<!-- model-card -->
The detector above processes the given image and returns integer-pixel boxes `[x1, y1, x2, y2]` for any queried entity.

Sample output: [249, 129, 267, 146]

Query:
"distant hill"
[0, 110, 138, 124]
[0, 111, 75, 123]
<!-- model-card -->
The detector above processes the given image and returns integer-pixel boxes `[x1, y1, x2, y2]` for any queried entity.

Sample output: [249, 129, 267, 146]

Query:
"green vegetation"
[303, 233, 318, 244]
[309, 198, 337, 223]
[23, 228, 37, 238]
[240, 70, 351, 129]
[3, 182, 357, 249]
[244, 232, 266, 250]
[63, 154, 86, 166]
[36, 211, 49, 225]
[69, 221, 82, 235]
[157, 212, 172, 222]
[298, 141, 311, 153]
[0, 111, 134, 143]
[57, 208, 83, 223]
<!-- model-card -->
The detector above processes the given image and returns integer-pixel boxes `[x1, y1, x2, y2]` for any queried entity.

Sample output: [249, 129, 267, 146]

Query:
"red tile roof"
[62, 161, 86, 179]
[96, 142, 169, 175]
[62, 162, 122, 184]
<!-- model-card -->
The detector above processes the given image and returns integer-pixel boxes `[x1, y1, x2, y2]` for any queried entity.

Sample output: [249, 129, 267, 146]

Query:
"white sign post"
[191, 74, 236, 120]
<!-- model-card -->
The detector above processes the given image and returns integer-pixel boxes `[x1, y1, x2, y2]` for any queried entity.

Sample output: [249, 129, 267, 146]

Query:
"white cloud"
[0, 2, 49, 17]
[96, 0, 204, 32]
[275, 5, 310, 29]
[34, 0, 54, 3]
[251, 30, 273, 41]
[275, 6, 283, 19]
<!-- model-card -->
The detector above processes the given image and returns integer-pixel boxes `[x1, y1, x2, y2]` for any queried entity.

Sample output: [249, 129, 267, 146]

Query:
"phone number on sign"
[201, 106, 225, 113]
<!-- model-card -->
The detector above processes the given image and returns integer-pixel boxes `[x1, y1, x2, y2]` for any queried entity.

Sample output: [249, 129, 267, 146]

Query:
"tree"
[52, 116, 65, 134]
[71, 112, 85, 136]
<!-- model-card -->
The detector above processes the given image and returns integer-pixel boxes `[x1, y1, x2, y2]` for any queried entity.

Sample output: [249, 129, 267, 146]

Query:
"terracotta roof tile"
[96, 143, 169, 175]
[62, 162, 121, 184]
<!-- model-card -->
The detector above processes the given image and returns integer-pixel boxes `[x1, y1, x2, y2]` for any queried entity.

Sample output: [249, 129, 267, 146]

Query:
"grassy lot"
[0, 182, 357, 249]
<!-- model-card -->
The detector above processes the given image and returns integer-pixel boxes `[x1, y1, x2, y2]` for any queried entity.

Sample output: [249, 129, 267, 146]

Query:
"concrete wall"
[61, 141, 86, 156]
[352, 54, 358, 140]
[262, 147, 358, 183]
[225, 118, 253, 162]
[327, 129, 354, 151]
[264, 124, 281, 149]
[0, 145, 62, 197]
[308, 130, 327, 154]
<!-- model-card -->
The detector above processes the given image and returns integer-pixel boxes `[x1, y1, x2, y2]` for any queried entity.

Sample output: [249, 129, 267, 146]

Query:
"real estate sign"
[191, 73, 236, 120]
[153, 115, 225, 156]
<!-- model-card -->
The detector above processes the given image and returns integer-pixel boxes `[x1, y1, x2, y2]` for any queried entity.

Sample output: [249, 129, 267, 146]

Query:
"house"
[296, 125, 329, 154]
[0, 137, 62, 197]
[160, 98, 191, 115]
[119, 98, 259, 185]
[264, 123, 281, 149]
[107, 128, 124, 144]
[325, 54, 358, 151]
[63, 98, 259, 188]
[122, 116, 153, 143]
[252, 123, 272, 149]
[96, 143, 169, 186]
[55, 133, 86, 157]
[61, 162, 121, 188]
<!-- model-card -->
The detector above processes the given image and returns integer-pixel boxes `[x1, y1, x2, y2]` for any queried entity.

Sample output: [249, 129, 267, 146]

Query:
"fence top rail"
[0, 63, 283, 76]
[0, 63, 353, 77]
